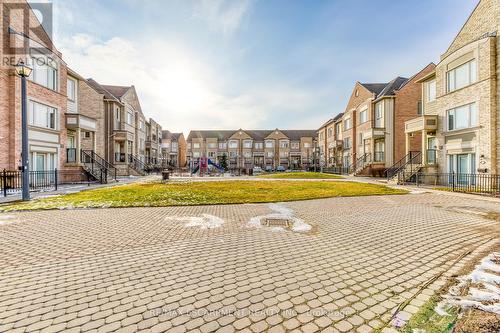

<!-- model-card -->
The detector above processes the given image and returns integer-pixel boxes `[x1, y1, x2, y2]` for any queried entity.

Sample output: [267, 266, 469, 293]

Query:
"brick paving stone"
[0, 193, 497, 332]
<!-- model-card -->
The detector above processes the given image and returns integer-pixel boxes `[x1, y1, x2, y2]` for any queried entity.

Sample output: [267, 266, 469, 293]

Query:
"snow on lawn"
[0, 215, 16, 225]
[164, 214, 224, 229]
[436, 252, 500, 315]
[248, 203, 312, 233]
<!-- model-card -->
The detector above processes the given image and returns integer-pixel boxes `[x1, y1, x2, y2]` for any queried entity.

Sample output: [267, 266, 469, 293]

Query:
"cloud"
[193, 0, 254, 35]
[59, 34, 320, 134]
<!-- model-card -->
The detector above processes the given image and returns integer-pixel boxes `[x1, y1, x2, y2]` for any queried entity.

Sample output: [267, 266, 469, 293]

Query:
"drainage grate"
[264, 218, 291, 228]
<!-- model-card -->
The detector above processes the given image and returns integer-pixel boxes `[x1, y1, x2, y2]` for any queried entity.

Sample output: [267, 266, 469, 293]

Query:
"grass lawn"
[257, 172, 342, 179]
[0, 180, 406, 212]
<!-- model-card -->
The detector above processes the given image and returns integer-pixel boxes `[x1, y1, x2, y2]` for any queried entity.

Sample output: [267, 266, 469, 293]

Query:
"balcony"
[405, 115, 438, 133]
[65, 114, 97, 131]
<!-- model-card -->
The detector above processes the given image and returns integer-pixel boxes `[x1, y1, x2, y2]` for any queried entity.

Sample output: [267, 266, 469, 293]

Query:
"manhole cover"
[264, 218, 291, 228]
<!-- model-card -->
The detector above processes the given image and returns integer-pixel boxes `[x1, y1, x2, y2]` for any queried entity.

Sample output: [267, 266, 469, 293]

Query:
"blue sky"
[48, 0, 478, 134]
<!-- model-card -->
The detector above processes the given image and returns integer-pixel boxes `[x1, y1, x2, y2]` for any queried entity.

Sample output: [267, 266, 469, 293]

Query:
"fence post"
[3, 169, 7, 197]
[54, 168, 58, 191]
[452, 171, 456, 192]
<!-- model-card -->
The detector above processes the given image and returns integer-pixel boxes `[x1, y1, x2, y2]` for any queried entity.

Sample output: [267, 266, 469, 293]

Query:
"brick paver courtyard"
[0, 192, 498, 333]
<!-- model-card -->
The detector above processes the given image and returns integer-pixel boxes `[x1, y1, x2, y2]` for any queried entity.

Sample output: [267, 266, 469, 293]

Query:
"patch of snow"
[434, 303, 451, 316]
[248, 203, 312, 233]
[270, 227, 286, 232]
[437, 252, 500, 315]
[164, 214, 224, 229]
[412, 329, 426, 333]
[0, 215, 16, 225]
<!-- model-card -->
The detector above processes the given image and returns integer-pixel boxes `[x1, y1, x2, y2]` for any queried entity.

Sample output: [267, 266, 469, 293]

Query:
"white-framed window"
[30, 52, 58, 91]
[344, 117, 352, 130]
[229, 140, 238, 149]
[30, 151, 56, 171]
[327, 128, 333, 138]
[447, 102, 477, 131]
[126, 111, 134, 125]
[218, 142, 227, 149]
[171, 142, 178, 151]
[229, 151, 237, 158]
[243, 151, 251, 158]
[279, 140, 289, 148]
[207, 142, 217, 149]
[359, 109, 368, 124]
[375, 102, 384, 128]
[254, 142, 263, 149]
[304, 142, 311, 148]
[291, 142, 300, 150]
[343, 137, 351, 149]
[335, 123, 341, 139]
[426, 80, 436, 102]
[279, 151, 289, 158]
[193, 143, 200, 149]
[67, 78, 76, 101]
[265, 140, 274, 148]
[266, 151, 274, 158]
[243, 140, 253, 148]
[28, 100, 57, 130]
[447, 59, 477, 92]
[208, 151, 216, 158]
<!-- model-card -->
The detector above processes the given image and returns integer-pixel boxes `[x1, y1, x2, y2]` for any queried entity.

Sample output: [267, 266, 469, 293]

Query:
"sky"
[43, 0, 478, 134]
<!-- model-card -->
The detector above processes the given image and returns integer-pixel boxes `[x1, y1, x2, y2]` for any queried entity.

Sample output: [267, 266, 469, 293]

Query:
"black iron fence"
[399, 172, 500, 196]
[1, 169, 94, 197]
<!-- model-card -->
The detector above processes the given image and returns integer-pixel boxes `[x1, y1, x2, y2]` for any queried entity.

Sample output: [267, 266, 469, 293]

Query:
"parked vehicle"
[252, 166, 263, 175]
[277, 166, 286, 172]
[265, 166, 274, 172]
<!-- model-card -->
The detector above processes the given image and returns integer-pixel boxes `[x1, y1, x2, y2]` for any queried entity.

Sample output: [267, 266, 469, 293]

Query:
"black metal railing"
[1, 169, 94, 197]
[399, 172, 500, 196]
[82, 150, 117, 181]
[81, 150, 110, 184]
[385, 151, 422, 179]
[129, 154, 150, 174]
[349, 153, 371, 174]
[66, 148, 77, 163]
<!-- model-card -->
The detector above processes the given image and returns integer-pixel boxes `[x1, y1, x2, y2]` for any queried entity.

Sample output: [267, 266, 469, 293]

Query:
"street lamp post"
[14, 60, 33, 201]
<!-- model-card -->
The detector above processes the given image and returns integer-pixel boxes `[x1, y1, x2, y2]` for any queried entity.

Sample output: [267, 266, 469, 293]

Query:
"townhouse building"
[404, 0, 499, 178]
[145, 118, 162, 166]
[186, 129, 317, 171]
[0, 1, 69, 173]
[318, 64, 435, 176]
[161, 131, 187, 168]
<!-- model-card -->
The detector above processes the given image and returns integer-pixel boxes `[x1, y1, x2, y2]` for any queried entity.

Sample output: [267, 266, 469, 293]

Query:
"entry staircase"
[128, 154, 148, 176]
[81, 150, 117, 184]
[349, 153, 371, 175]
[385, 151, 422, 184]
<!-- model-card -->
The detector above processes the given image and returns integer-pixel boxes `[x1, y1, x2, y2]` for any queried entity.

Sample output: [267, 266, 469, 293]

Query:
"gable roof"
[163, 130, 183, 141]
[187, 129, 317, 141]
[101, 85, 132, 99]
[86, 79, 120, 102]
[376, 77, 409, 98]
[333, 112, 344, 121]
[359, 83, 388, 96]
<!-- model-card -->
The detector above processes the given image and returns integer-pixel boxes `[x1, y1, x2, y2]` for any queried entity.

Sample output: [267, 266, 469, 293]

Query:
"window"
[84, 131, 91, 139]
[30, 52, 58, 90]
[304, 142, 311, 148]
[67, 78, 76, 101]
[126, 111, 134, 125]
[426, 80, 436, 102]
[359, 109, 368, 124]
[187, 143, 192, 149]
[193, 152, 200, 158]
[229, 151, 237, 158]
[358, 133, 363, 146]
[279, 140, 289, 148]
[279, 151, 289, 158]
[193, 143, 200, 149]
[265, 140, 274, 148]
[208, 151, 216, 158]
[375, 103, 384, 128]
[229, 140, 238, 149]
[328, 128, 333, 138]
[207, 142, 217, 149]
[447, 59, 476, 92]
[447, 103, 477, 131]
[218, 142, 227, 149]
[139, 120, 144, 130]
[319, 132, 324, 140]
[291, 142, 299, 150]
[171, 142, 178, 151]
[28, 101, 57, 129]
[243, 140, 252, 148]
[266, 151, 274, 158]
[343, 137, 351, 149]
[344, 117, 352, 130]
[335, 123, 341, 139]
[243, 151, 251, 158]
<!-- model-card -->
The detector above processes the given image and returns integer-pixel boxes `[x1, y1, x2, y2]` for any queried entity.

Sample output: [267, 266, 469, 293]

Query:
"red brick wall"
[394, 63, 436, 161]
